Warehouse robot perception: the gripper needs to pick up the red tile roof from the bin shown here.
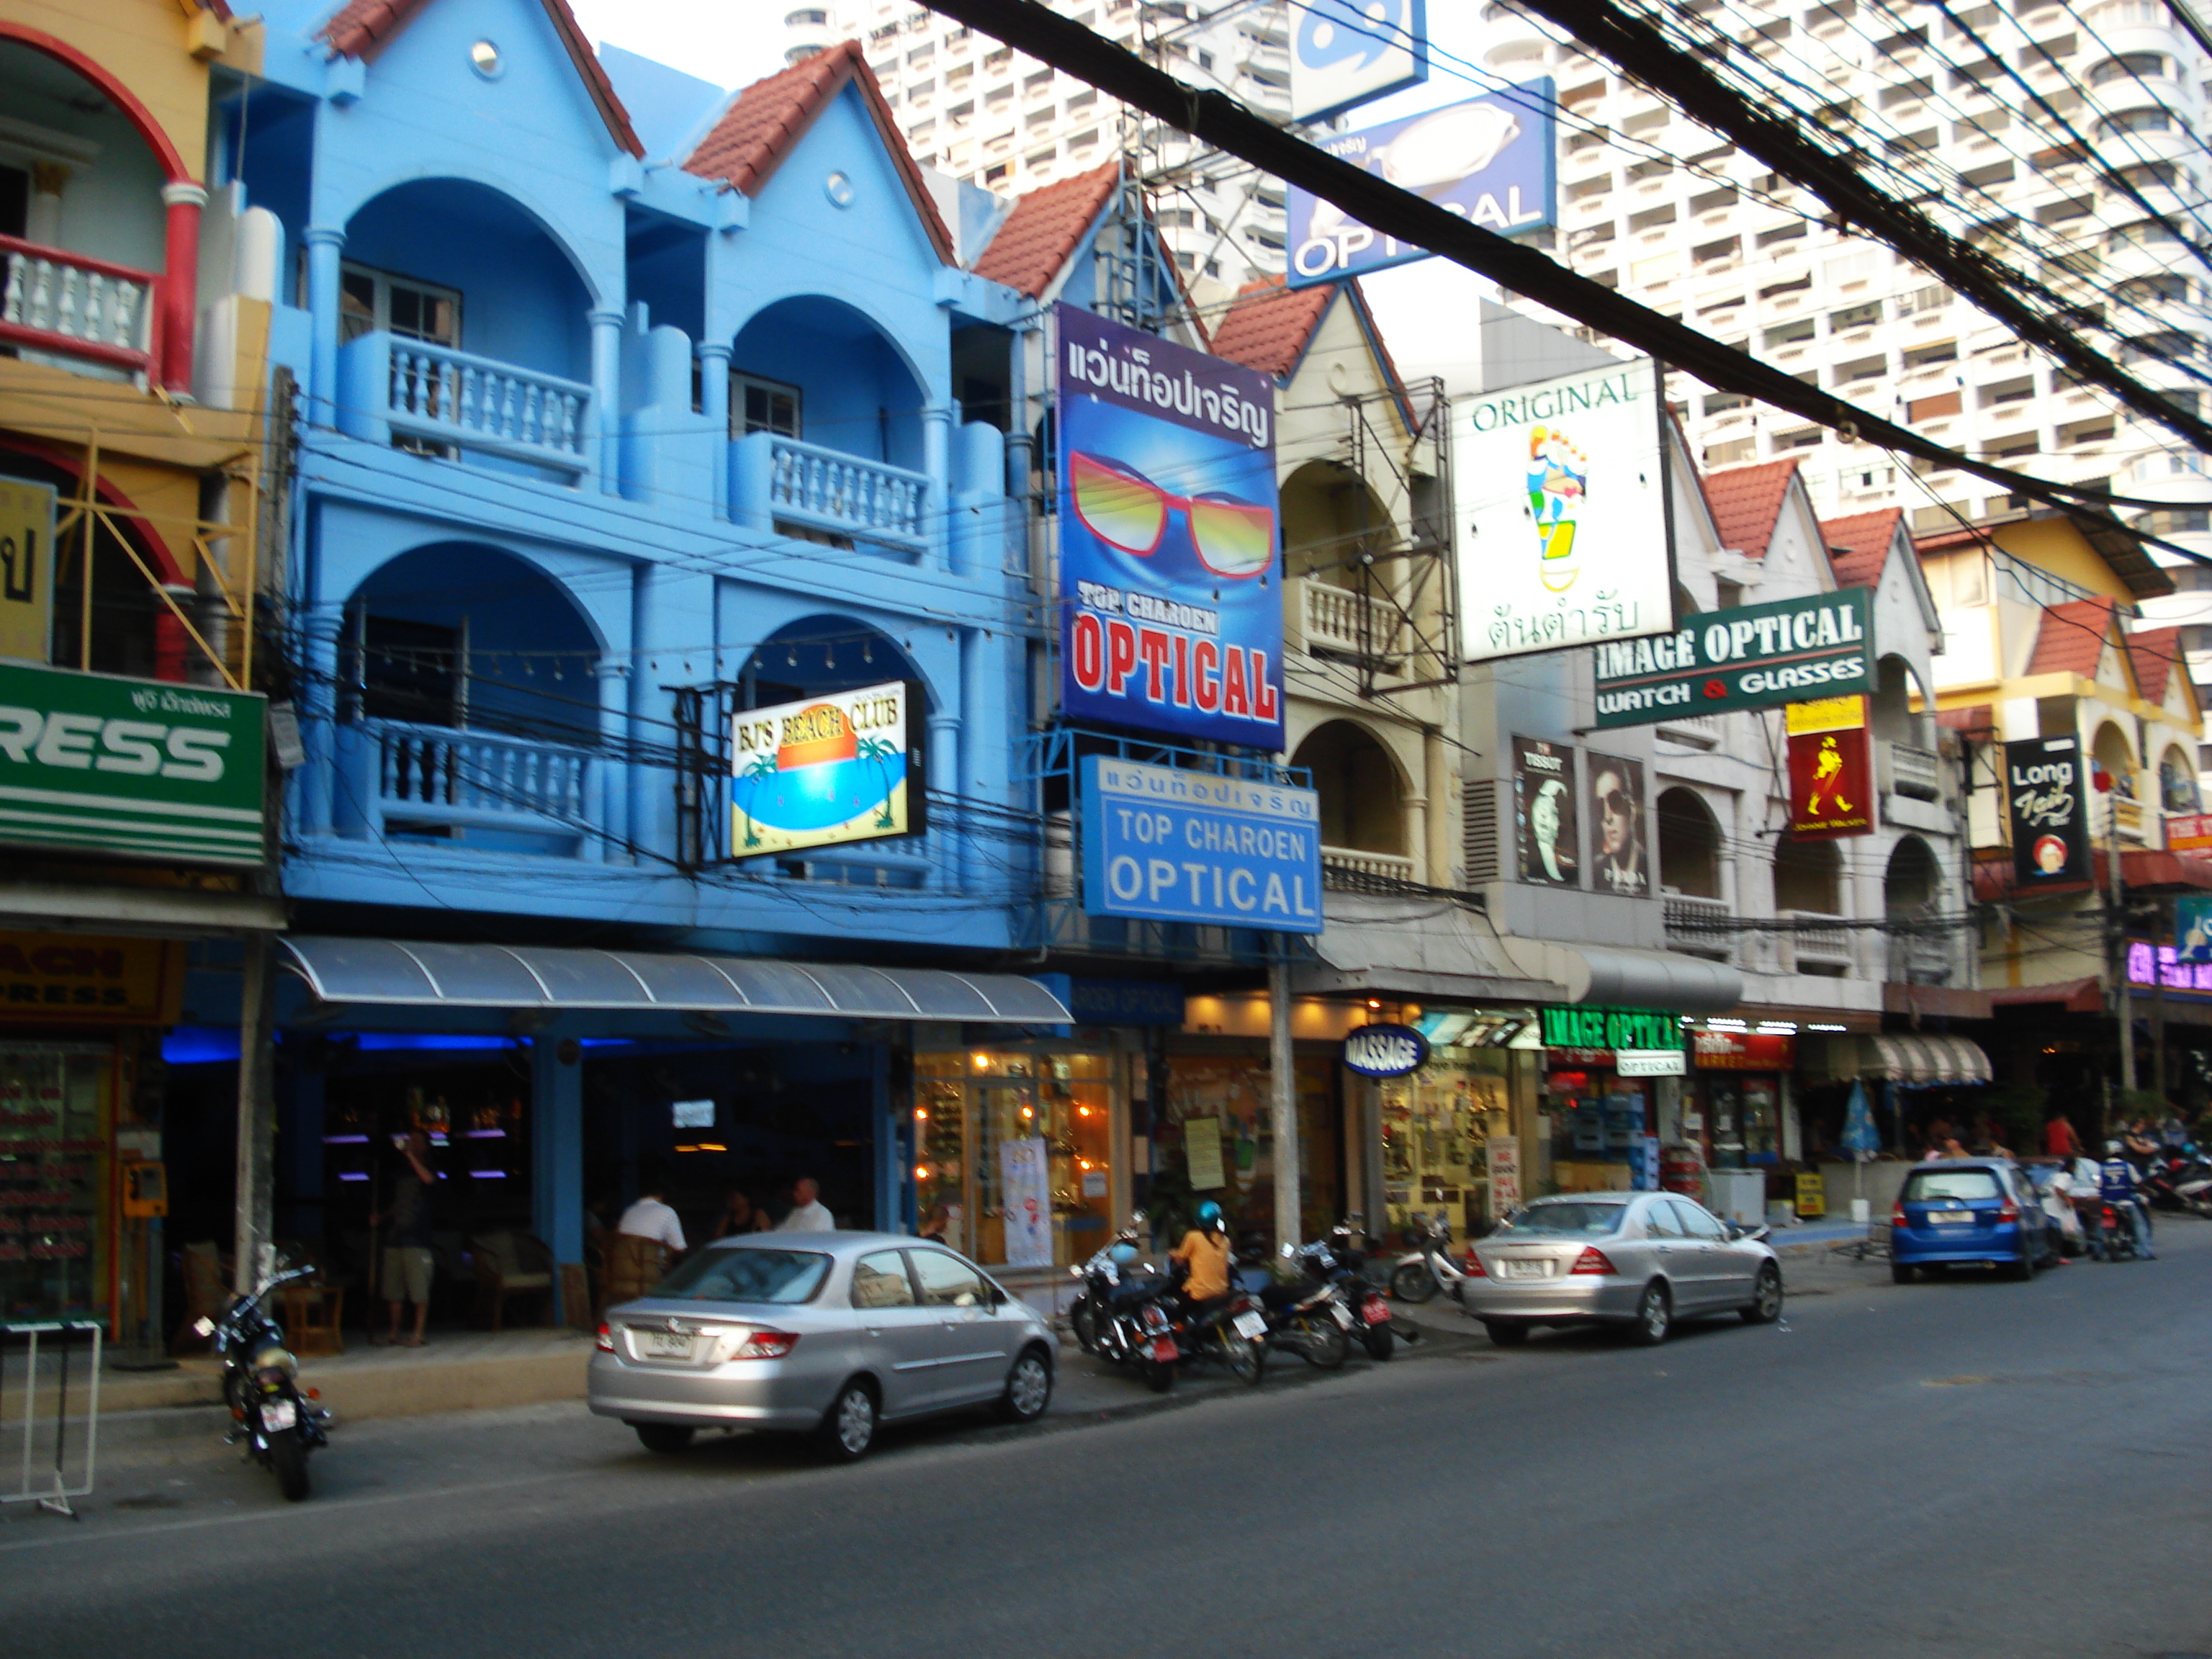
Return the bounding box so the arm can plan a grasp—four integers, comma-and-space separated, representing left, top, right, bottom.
1821, 508, 1902, 590
2128, 625, 2188, 706
1912, 526, 1988, 555
1933, 703, 1992, 733
971, 161, 1120, 297
319, 0, 643, 157
683, 41, 952, 263
1701, 456, 1802, 560
2026, 596, 2122, 678
1209, 276, 1336, 379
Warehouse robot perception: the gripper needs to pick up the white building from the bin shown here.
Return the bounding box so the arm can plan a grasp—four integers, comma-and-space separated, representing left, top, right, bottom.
800, 0, 1294, 297
1475, 0, 2212, 733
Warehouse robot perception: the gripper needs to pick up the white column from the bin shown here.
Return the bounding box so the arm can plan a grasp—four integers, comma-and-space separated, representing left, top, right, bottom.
590, 308, 624, 495
1269, 958, 1299, 1254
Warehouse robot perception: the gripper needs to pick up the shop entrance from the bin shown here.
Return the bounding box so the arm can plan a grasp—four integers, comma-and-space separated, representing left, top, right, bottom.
914, 1048, 1115, 1270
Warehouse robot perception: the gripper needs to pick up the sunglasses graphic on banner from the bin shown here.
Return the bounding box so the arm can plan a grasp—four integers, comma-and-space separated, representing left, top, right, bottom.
1069, 452, 1277, 581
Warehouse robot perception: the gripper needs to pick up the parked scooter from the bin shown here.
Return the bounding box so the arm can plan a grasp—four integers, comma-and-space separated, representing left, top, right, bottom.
1252, 1249, 1356, 1370
1298, 1218, 1418, 1359
1388, 1212, 1479, 1306
1068, 1218, 1182, 1393
2138, 1148, 2212, 1218
193, 1263, 331, 1501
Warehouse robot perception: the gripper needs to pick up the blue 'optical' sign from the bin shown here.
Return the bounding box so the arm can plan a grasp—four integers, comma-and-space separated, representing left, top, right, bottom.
1081, 756, 1321, 935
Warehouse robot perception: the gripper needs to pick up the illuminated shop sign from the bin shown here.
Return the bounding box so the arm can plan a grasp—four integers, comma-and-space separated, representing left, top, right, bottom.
729, 679, 924, 857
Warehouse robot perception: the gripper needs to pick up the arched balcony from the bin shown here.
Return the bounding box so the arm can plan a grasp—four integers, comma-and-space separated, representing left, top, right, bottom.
1774, 834, 1852, 975
0, 446, 190, 680
1283, 459, 1404, 662
2091, 719, 2145, 841
1291, 719, 1413, 886
1884, 834, 1951, 983
0, 30, 199, 389
2159, 742, 2202, 815
331, 180, 601, 485
331, 544, 610, 858
1871, 652, 1942, 801
1657, 786, 1730, 960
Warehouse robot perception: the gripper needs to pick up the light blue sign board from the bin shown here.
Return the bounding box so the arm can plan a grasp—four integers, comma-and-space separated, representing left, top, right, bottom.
1080, 755, 1322, 935
1291, 0, 1429, 123
1287, 81, 1557, 288
2179, 894, 2212, 963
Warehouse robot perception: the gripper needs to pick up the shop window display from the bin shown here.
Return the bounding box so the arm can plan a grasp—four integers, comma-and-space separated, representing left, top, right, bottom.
1154, 1055, 1336, 1245
1542, 1065, 1651, 1192
1380, 1053, 1509, 1237
913, 1050, 1113, 1268
0, 1043, 113, 1320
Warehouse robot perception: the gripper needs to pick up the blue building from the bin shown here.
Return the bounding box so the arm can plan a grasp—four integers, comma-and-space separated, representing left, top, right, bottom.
185, 1, 1089, 1311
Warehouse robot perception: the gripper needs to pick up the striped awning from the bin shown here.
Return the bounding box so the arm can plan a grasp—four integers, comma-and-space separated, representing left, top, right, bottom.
1860, 1033, 1992, 1085
278, 937, 1071, 1024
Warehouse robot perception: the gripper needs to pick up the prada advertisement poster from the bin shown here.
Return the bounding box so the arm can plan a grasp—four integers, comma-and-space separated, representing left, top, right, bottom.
1586, 751, 1648, 897
1513, 736, 1578, 886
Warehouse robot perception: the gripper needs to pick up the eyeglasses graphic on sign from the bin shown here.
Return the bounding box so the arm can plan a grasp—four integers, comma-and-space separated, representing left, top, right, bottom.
1068, 452, 1275, 580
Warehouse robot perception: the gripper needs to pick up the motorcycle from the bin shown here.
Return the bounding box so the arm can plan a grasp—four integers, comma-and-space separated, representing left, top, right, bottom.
2090, 1200, 2149, 1262
2139, 1151, 2212, 1218
1388, 1213, 1479, 1307
1067, 1220, 1182, 1393
192, 1263, 331, 1501
1164, 1275, 1269, 1387
1298, 1219, 1416, 1360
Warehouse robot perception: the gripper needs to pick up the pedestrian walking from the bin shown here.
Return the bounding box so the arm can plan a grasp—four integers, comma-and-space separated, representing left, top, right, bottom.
2044, 1111, 2083, 1161
375, 1128, 439, 1347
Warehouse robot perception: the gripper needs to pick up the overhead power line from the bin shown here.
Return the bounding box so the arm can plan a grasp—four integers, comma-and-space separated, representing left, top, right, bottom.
915, 0, 2203, 541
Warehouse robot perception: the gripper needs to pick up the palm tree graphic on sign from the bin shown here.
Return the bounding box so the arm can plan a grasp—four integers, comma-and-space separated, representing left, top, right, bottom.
854, 735, 899, 827
735, 752, 780, 848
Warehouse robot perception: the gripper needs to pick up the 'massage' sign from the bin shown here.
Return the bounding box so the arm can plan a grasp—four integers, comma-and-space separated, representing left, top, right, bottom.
1593, 588, 1873, 728
1343, 1022, 1429, 1077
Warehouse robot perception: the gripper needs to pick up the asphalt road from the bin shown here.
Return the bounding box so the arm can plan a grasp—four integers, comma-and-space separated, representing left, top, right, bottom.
9, 1229, 2212, 1659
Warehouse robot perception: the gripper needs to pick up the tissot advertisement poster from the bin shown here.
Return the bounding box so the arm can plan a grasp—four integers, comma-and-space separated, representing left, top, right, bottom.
1055, 305, 1283, 749
729, 679, 923, 858
1513, 736, 1578, 887
2005, 734, 2091, 886
1784, 696, 1874, 840
1457, 358, 1673, 665
1584, 752, 1648, 896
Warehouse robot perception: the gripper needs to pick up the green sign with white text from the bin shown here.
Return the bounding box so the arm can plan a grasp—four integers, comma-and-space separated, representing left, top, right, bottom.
0, 661, 266, 866
1539, 1004, 1686, 1052
1592, 587, 1873, 729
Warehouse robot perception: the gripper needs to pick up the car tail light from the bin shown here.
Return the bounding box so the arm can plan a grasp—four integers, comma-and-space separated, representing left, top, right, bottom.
1570, 1247, 1616, 1276
734, 1330, 799, 1359
1995, 1200, 2020, 1225
595, 1323, 616, 1354
1463, 1251, 1487, 1277
1892, 1204, 1909, 1230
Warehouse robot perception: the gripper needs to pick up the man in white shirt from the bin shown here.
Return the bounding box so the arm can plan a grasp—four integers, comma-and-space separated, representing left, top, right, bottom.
778, 1177, 834, 1233
616, 1181, 687, 1253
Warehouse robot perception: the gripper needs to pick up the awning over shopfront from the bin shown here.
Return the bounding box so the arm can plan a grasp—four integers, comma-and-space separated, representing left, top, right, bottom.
277, 938, 1073, 1024
1299, 895, 1563, 1003
1496, 938, 1743, 1016
1857, 1033, 1992, 1084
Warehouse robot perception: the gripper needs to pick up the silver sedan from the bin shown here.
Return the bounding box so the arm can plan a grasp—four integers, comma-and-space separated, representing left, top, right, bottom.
1457, 1192, 1782, 1347
588, 1232, 1057, 1461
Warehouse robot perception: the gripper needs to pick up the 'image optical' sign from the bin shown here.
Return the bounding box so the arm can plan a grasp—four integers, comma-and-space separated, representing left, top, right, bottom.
1592, 588, 1874, 729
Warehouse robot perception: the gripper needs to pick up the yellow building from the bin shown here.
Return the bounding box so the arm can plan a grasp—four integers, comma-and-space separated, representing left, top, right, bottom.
0, 0, 282, 1334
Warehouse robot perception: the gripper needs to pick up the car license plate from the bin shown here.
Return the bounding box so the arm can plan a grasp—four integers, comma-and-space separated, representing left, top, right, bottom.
1499, 1259, 1550, 1280
1231, 1310, 1267, 1340
261, 1398, 297, 1431
1930, 1210, 1971, 1226
638, 1329, 693, 1358
1362, 1296, 1390, 1325
1330, 1301, 1356, 1329
1151, 1336, 1178, 1362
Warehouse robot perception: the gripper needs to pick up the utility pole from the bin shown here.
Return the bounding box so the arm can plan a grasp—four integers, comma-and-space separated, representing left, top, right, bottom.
2107, 791, 2136, 1112
2153, 894, 2171, 1105
1268, 954, 1299, 1254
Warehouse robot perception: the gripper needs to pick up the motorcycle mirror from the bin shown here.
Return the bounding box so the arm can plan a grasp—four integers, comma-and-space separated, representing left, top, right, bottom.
1128, 1209, 1147, 1226
192, 1316, 215, 1338
1278, 1241, 1295, 1256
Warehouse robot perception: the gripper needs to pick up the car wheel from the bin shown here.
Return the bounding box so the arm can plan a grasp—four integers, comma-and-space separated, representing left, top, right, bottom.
1891, 1262, 1917, 1285
632, 1421, 695, 1456
1630, 1282, 1672, 1346
1484, 1321, 1530, 1347
817, 1380, 878, 1462
996, 1347, 1053, 1424
1742, 1262, 1784, 1324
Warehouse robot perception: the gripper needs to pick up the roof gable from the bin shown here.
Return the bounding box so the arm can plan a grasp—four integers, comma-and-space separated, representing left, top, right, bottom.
1821, 508, 1902, 590
1211, 276, 1336, 381
972, 161, 1120, 298
2028, 597, 2125, 680
319, 0, 643, 156
1702, 456, 1803, 560
683, 40, 953, 263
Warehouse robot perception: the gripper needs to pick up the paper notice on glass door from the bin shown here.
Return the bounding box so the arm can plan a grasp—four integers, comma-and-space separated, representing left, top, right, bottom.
1184, 1117, 1227, 1191
1488, 1136, 1521, 1215
999, 1137, 1053, 1267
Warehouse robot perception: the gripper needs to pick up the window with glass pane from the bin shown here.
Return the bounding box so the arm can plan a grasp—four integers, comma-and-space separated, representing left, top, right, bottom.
0, 1043, 112, 1321
732, 373, 802, 439
909, 1249, 986, 1306
850, 1249, 916, 1308
338, 263, 462, 347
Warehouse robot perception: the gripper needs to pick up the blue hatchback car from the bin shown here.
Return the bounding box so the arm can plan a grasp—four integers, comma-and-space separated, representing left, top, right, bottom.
1890, 1159, 2055, 1283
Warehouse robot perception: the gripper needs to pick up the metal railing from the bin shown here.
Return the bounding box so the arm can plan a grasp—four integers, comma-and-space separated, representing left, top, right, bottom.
0, 234, 156, 376
1321, 845, 1417, 884
338, 332, 592, 475
343, 717, 603, 857
735, 432, 930, 552
1663, 892, 1735, 961
1300, 578, 1403, 659
1, 1319, 101, 1519
1781, 909, 1855, 968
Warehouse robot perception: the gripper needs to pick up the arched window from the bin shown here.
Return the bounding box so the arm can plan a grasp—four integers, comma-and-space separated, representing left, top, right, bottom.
1773, 833, 1841, 914
1656, 786, 1722, 899
1884, 835, 1939, 918
1290, 721, 1406, 857
2160, 744, 2202, 813
2091, 721, 2139, 800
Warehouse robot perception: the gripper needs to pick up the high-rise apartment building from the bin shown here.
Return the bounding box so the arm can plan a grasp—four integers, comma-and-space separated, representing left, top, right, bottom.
1477, 0, 2212, 689
794, 1, 1294, 292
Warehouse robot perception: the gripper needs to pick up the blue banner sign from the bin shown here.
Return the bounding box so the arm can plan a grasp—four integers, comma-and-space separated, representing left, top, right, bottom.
1288, 82, 1557, 288
1056, 305, 1283, 749
1290, 0, 1429, 123
1081, 756, 1321, 934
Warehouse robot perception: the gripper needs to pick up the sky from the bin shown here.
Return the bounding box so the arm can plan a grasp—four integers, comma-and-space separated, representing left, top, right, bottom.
559, 1, 1521, 387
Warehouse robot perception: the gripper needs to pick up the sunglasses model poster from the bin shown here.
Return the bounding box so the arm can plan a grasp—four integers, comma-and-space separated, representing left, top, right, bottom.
1055, 304, 1283, 749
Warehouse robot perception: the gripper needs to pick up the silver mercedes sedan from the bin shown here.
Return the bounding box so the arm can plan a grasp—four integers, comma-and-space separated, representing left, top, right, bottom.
588, 1232, 1057, 1462
1457, 1192, 1782, 1347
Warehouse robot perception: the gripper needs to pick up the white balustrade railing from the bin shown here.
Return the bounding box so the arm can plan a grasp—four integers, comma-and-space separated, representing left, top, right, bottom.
1883, 740, 1943, 801
1656, 712, 1725, 748
356, 718, 599, 857
0, 234, 156, 375
761, 435, 929, 550
1781, 909, 1854, 966
1301, 579, 1403, 658
1321, 845, 1417, 884
338, 332, 592, 475
1663, 893, 1734, 960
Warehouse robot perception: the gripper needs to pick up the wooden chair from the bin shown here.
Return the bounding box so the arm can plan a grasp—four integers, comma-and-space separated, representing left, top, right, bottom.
598, 1233, 669, 1320
472, 1231, 557, 1332
279, 1279, 346, 1357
